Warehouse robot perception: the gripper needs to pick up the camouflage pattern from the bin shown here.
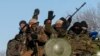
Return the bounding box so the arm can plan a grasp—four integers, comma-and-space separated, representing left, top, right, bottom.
30, 26, 48, 56
6, 38, 21, 56
6, 34, 32, 56
37, 26, 48, 56
68, 34, 97, 56
30, 26, 48, 42
37, 22, 99, 56
45, 22, 68, 39
7, 17, 100, 56
37, 26, 48, 43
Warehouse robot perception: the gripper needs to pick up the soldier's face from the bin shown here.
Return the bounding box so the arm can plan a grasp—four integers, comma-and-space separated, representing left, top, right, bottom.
20, 23, 26, 29
29, 22, 37, 27
47, 20, 51, 24
22, 26, 27, 32
82, 27, 87, 30
55, 23, 62, 31
74, 26, 79, 29
55, 23, 62, 28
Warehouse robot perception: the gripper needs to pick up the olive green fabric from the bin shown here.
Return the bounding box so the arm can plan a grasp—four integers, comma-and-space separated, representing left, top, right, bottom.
68, 34, 97, 56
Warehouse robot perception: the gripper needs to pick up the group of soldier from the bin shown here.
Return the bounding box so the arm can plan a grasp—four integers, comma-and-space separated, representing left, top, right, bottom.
6, 9, 99, 56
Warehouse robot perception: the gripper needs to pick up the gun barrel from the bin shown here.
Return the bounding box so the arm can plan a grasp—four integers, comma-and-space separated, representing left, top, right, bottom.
71, 2, 86, 17
78, 2, 86, 11
81, 2, 86, 7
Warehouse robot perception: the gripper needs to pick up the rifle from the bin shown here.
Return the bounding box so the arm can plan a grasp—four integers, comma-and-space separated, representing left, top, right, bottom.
67, 2, 86, 18
64, 2, 86, 29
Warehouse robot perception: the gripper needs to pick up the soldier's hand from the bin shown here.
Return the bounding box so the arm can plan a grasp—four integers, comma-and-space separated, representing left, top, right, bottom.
68, 15, 72, 23
34, 8, 40, 16
32, 8, 40, 19
48, 11, 55, 20
44, 19, 52, 25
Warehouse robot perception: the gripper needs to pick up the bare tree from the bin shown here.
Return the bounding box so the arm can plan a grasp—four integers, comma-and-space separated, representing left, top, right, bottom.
96, 3, 100, 29
76, 8, 99, 31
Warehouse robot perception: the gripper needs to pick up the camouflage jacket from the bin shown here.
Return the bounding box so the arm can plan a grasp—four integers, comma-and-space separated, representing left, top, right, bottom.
30, 26, 48, 46
6, 38, 21, 56
45, 23, 69, 39
68, 34, 97, 55
6, 34, 28, 56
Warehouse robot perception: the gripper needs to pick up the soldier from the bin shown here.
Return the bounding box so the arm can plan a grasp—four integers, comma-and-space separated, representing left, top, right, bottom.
6, 36, 21, 56
28, 18, 48, 56
18, 20, 33, 56
6, 20, 33, 56
68, 22, 82, 35
80, 21, 88, 34
53, 17, 68, 38
19, 20, 28, 34
68, 34, 96, 56
68, 21, 97, 56
44, 11, 72, 38
44, 11, 55, 38
44, 11, 73, 56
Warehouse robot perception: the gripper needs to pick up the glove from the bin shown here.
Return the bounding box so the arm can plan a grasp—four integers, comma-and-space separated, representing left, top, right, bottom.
32, 8, 40, 19
34, 8, 40, 16
44, 19, 51, 24
48, 11, 55, 20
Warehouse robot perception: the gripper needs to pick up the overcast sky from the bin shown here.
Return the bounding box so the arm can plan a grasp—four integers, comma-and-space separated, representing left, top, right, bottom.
0, 0, 100, 52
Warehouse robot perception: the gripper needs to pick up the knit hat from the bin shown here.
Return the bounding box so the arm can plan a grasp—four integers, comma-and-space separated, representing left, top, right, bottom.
19, 20, 27, 26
